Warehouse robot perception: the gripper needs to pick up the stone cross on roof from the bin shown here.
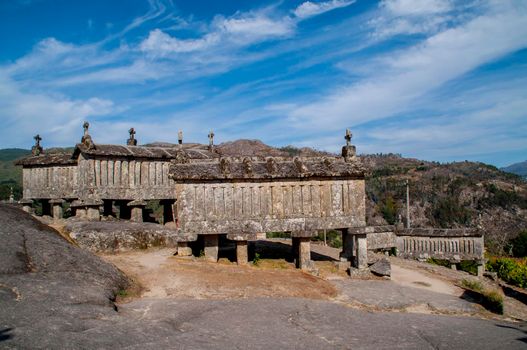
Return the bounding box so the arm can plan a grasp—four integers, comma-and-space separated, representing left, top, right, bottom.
34, 134, 42, 146
345, 128, 352, 146
208, 130, 215, 147
31, 134, 43, 156
178, 130, 183, 145
127, 128, 137, 146
81, 121, 96, 149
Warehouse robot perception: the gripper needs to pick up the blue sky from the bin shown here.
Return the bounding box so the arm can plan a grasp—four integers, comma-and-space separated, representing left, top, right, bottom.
0, 0, 526, 167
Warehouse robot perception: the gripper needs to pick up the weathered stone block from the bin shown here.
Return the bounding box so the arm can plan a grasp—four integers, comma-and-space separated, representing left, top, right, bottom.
177, 242, 192, 257
236, 241, 248, 265
355, 233, 368, 269
370, 258, 391, 277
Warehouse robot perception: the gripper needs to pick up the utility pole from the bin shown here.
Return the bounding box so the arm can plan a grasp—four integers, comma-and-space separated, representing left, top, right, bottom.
406, 179, 410, 228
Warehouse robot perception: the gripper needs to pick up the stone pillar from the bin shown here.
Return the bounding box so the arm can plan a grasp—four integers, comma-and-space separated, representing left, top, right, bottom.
85, 199, 103, 221
450, 263, 457, 271
297, 237, 312, 270
70, 200, 84, 218
127, 200, 146, 222
103, 200, 113, 217
160, 199, 174, 224
204, 234, 219, 262
236, 241, 248, 265
355, 233, 368, 269
49, 199, 64, 221
19, 199, 33, 214
477, 261, 485, 277
177, 242, 193, 257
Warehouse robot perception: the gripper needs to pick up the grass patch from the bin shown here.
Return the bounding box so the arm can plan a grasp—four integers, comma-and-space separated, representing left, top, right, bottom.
461, 279, 504, 314
426, 258, 450, 268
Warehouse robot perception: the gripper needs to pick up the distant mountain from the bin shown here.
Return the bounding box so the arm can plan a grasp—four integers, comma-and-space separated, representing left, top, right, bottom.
502, 160, 527, 178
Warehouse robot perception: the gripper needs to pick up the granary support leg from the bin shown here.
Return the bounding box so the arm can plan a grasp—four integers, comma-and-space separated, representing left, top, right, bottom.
128, 200, 146, 223
84, 199, 103, 221
477, 260, 485, 277
297, 238, 312, 270
236, 241, 248, 265
204, 234, 219, 262
49, 199, 64, 221
355, 233, 368, 269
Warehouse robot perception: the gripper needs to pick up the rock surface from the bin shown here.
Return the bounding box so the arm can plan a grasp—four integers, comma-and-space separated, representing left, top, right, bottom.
369, 258, 391, 277
63, 219, 182, 252
0, 204, 129, 347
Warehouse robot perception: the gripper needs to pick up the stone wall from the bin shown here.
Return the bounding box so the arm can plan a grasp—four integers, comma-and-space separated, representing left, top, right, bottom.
175, 179, 366, 236
77, 155, 177, 200
22, 165, 78, 199
396, 234, 484, 262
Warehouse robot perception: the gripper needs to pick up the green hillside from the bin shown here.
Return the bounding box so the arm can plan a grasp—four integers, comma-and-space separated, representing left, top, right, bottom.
0, 148, 31, 200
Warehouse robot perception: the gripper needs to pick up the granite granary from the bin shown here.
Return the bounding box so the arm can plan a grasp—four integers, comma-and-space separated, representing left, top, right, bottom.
15, 123, 484, 273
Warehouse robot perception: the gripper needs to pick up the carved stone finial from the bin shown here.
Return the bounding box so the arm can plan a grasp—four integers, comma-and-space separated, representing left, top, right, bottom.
81, 121, 96, 150
219, 157, 231, 174
31, 134, 43, 156
266, 157, 278, 174
243, 157, 253, 175
127, 127, 137, 146
174, 150, 189, 164
208, 130, 215, 150
323, 157, 333, 168
178, 130, 183, 145
294, 157, 308, 173
342, 128, 356, 162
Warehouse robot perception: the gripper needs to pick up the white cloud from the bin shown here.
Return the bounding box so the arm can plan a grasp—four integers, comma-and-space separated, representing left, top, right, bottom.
140, 11, 295, 56
288, 1, 527, 133
380, 0, 453, 16
293, 0, 355, 20
0, 74, 118, 147
140, 29, 219, 54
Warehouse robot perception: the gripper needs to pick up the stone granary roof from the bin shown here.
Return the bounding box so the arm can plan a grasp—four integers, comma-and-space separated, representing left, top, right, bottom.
169, 156, 365, 181
14, 152, 77, 167
72, 143, 216, 160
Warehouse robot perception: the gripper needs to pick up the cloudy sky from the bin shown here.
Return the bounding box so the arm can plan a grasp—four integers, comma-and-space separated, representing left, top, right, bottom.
0, 0, 526, 167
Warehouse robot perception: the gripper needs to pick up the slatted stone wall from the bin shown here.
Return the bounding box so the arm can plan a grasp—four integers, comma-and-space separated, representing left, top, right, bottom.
77, 155, 177, 199
175, 179, 366, 235
22, 166, 77, 199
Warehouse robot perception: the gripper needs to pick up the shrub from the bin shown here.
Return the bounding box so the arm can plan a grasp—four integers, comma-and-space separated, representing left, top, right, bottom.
252, 253, 261, 266
432, 197, 472, 228
487, 257, 527, 288
379, 195, 398, 225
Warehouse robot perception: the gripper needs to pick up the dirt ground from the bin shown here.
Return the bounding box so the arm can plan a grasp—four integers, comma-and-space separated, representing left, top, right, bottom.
100, 239, 527, 321
101, 248, 338, 300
